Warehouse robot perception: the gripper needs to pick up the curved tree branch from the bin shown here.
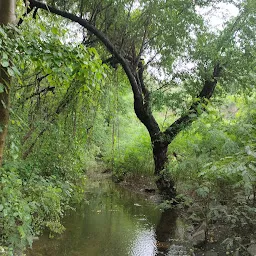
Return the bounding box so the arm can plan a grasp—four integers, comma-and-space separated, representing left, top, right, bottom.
27, 0, 161, 139
164, 64, 222, 143
28, 0, 142, 103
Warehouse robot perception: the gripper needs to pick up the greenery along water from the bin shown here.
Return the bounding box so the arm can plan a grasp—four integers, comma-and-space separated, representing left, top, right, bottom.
26, 180, 187, 256
1, 1, 255, 255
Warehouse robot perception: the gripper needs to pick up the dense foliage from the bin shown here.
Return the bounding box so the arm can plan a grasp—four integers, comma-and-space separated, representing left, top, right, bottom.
0, 17, 107, 254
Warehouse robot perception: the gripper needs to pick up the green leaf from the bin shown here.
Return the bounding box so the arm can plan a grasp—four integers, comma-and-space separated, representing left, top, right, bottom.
1, 60, 9, 67
0, 83, 4, 93
189, 113, 197, 118
2, 53, 8, 60
51, 27, 59, 35
7, 67, 14, 77
11, 65, 20, 76
95, 72, 102, 80
18, 226, 26, 238
39, 23, 46, 31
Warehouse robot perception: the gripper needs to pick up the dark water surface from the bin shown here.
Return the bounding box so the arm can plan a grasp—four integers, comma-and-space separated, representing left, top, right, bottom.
26, 180, 189, 256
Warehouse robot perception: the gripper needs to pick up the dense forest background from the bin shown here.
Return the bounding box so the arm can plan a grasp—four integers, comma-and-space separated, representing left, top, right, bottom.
0, 0, 255, 255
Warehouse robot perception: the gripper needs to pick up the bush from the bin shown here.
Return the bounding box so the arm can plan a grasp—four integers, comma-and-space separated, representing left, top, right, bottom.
167, 97, 256, 230
0, 160, 85, 254
110, 132, 154, 180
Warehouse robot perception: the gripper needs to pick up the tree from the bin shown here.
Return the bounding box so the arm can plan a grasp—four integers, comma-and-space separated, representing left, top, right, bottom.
5, 0, 256, 197
0, 0, 16, 167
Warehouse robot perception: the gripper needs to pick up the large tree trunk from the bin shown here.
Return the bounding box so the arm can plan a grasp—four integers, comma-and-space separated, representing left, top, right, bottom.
0, 0, 16, 167
0, 69, 10, 166
153, 137, 176, 198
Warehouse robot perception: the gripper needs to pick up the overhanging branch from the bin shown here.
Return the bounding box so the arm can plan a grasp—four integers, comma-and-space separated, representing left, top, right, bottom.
26, 0, 162, 139
27, 0, 142, 104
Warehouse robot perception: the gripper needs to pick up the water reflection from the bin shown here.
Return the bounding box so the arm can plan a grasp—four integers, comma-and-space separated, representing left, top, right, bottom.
156, 209, 177, 255
130, 227, 156, 256
26, 181, 183, 256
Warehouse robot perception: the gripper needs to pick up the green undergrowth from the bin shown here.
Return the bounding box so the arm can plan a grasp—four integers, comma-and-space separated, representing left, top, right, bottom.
99, 91, 155, 180
0, 161, 86, 255
110, 131, 154, 181
0, 111, 100, 255
165, 97, 256, 246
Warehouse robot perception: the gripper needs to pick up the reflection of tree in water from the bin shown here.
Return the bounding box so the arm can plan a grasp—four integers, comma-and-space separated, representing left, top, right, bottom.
155, 209, 177, 255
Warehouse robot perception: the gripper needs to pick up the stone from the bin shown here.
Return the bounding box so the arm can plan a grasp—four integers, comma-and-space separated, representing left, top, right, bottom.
167, 244, 190, 256
205, 251, 218, 256
191, 221, 207, 246
144, 188, 156, 193
191, 229, 206, 246
234, 250, 240, 256
247, 244, 256, 256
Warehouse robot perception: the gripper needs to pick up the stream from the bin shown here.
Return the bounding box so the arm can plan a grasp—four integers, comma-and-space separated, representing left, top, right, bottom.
25, 179, 197, 256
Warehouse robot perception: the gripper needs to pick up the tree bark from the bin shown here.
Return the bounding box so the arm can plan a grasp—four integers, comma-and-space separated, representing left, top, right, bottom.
0, 69, 10, 166
0, 0, 16, 167
0, 0, 16, 24
153, 136, 176, 198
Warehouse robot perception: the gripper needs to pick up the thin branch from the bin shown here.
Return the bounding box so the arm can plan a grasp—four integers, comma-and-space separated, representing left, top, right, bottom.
135, 26, 148, 68
145, 45, 164, 67
25, 86, 55, 101
18, 1, 36, 26
22, 83, 76, 159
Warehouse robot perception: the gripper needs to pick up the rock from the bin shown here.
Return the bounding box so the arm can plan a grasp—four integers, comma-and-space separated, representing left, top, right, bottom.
205, 251, 218, 256
149, 194, 162, 204
191, 229, 206, 246
186, 225, 195, 235
167, 244, 190, 256
191, 221, 207, 247
144, 188, 156, 193
197, 221, 207, 232
247, 244, 256, 256
234, 250, 240, 256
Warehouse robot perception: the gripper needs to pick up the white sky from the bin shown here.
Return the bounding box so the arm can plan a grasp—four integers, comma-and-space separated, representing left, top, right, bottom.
196, 2, 239, 31
150, 2, 240, 80
64, 2, 239, 44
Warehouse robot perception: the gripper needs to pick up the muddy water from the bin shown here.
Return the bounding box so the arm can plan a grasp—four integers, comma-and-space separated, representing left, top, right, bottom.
26, 180, 190, 256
